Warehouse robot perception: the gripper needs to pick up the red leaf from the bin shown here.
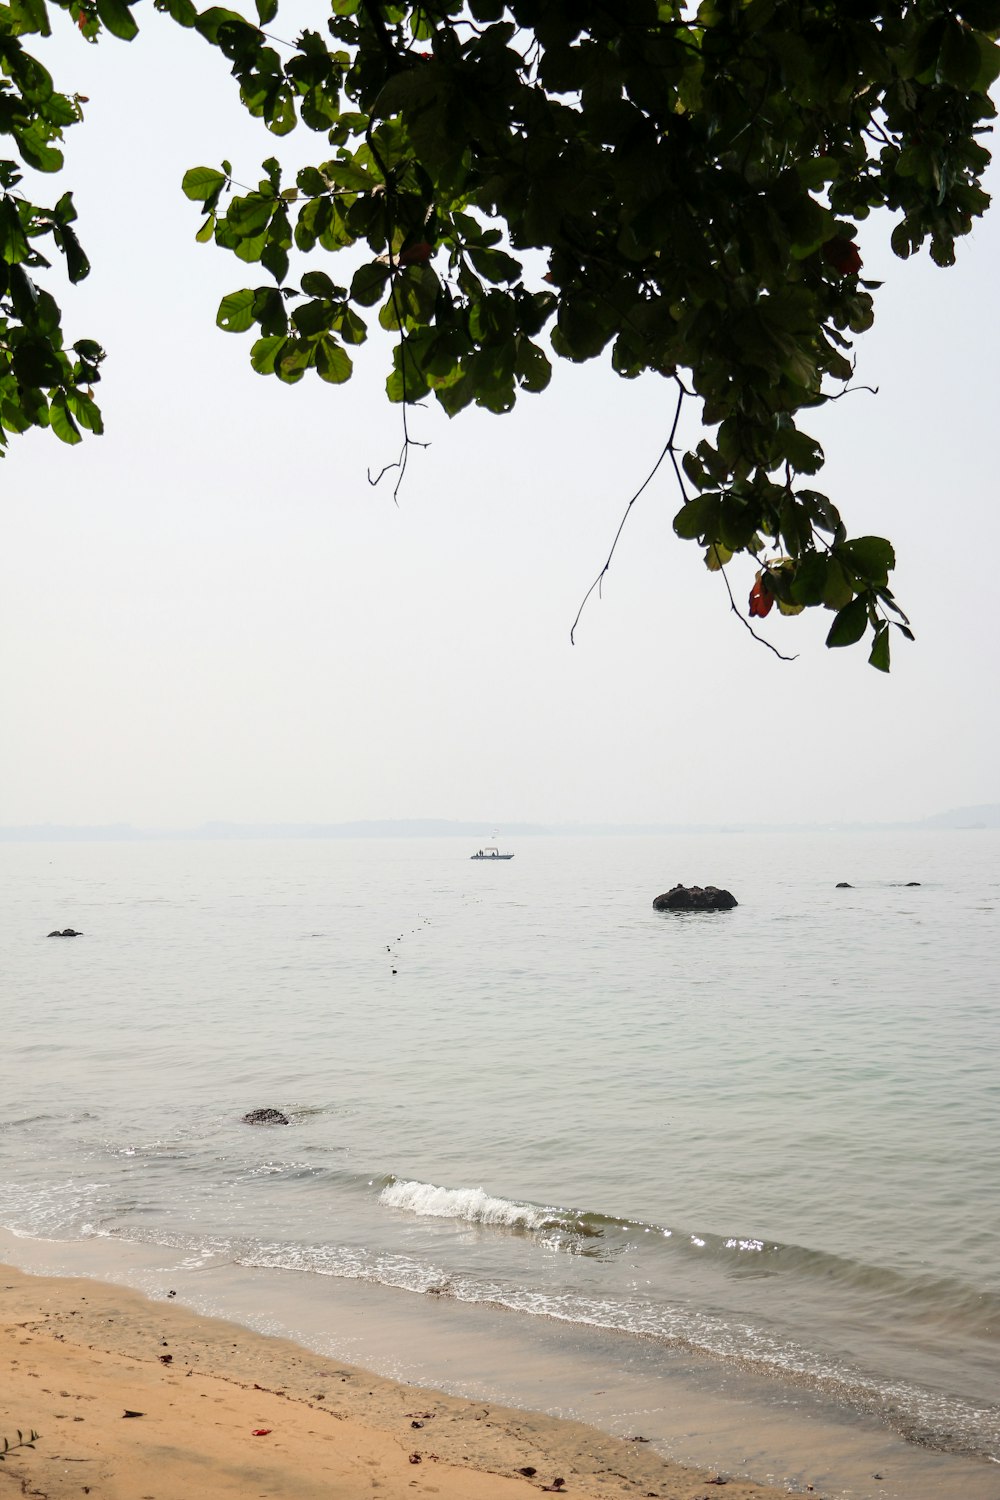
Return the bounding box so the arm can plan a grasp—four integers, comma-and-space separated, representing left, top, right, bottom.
748, 576, 774, 618
398, 241, 432, 266
823, 238, 862, 275
252, 1429, 272, 1436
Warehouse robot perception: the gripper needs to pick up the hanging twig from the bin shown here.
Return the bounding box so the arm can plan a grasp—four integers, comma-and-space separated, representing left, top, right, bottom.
569, 381, 686, 644
570, 370, 799, 661
716, 561, 798, 662
364, 121, 430, 504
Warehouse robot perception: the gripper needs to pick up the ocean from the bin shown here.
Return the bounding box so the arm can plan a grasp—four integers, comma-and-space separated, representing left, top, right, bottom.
2, 831, 998, 1497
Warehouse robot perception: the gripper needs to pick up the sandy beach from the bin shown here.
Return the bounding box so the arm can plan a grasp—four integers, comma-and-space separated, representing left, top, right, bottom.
0, 1263, 786, 1500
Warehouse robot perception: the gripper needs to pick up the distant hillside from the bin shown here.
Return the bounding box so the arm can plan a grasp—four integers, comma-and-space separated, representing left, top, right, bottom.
1, 808, 997, 839
0, 819, 551, 841
914, 805, 1000, 829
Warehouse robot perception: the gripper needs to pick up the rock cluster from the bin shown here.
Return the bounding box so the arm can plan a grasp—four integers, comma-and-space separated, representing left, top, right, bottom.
653, 885, 737, 911
242, 1108, 290, 1126
47, 928, 82, 937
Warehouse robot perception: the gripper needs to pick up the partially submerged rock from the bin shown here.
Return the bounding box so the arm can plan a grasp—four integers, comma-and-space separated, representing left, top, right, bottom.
653, 885, 737, 912
47, 928, 82, 937
242, 1108, 289, 1126
835, 882, 853, 889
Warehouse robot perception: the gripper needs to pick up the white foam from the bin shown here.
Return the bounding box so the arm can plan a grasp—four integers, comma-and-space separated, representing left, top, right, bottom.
379, 1178, 552, 1231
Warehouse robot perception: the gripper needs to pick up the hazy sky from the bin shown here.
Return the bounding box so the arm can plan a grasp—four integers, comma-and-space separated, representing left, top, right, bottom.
1, 15, 997, 829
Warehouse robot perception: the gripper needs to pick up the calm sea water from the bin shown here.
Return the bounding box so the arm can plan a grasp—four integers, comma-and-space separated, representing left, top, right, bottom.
2, 833, 998, 1489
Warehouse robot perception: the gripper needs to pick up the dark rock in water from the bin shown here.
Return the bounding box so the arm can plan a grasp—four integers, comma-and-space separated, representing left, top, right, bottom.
242, 1108, 289, 1126
653, 885, 737, 912
48, 928, 82, 936
835, 882, 853, 889
906, 881, 921, 887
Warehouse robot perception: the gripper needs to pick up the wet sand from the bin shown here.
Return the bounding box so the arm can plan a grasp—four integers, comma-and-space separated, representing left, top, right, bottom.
1, 1262, 783, 1500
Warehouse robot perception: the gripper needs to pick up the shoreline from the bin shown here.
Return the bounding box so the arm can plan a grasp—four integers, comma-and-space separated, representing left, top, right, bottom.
0, 1259, 781, 1500
2, 1235, 999, 1500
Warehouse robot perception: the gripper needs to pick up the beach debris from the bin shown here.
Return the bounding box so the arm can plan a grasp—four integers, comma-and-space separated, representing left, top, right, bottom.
409, 1452, 422, 1464
541, 1481, 566, 1493
122, 1410, 144, 1419
0, 1429, 40, 1460
252, 1428, 272, 1436
652, 885, 737, 912
167, 1290, 176, 1298
706, 1480, 729, 1487
404, 1412, 434, 1419
158, 1354, 172, 1364
242, 1108, 290, 1125
411, 1420, 424, 1428
626, 1435, 649, 1442
517, 1467, 537, 1477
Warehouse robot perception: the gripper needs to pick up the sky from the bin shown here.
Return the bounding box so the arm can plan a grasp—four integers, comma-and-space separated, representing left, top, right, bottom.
1, 13, 997, 830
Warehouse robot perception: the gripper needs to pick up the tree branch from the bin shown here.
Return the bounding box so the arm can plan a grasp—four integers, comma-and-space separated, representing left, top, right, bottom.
569, 381, 686, 644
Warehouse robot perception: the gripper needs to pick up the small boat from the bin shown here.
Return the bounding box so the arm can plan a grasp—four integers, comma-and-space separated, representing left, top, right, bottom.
470, 846, 514, 860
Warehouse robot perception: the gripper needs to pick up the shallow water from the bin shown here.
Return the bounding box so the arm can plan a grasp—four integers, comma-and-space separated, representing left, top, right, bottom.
2, 832, 998, 1492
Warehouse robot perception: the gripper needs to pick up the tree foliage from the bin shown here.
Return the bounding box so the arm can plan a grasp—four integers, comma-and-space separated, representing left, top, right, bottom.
4, 1, 999, 665
0, 5, 104, 450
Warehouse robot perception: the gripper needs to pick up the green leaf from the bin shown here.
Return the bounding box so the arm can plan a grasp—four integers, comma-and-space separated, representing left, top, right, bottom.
0, 199, 30, 264
292, 298, 333, 336
250, 334, 287, 374
301, 269, 338, 299
789, 553, 827, 606
868, 624, 891, 672
350, 261, 390, 306
315, 335, 353, 383
94, 0, 138, 40
216, 288, 256, 332
938, 20, 982, 90
252, 286, 287, 336
825, 595, 868, 648
226, 193, 274, 239
822, 559, 854, 610
514, 337, 551, 393
12, 338, 62, 387
157, 0, 198, 24
182, 166, 228, 202
704, 543, 732, 571
195, 6, 254, 43
16, 125, 62, 173
837, 535, 894, 586
66, 389, 103, 433
53, 192, 78, 226
58, 225, 90, 284
49, 392, 82, 445
467, 246, 522, 284
673, 493, 721, 541
72, 339, 103, 365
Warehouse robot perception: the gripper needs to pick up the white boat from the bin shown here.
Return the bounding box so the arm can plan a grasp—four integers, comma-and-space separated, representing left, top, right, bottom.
470, 846, 514, 860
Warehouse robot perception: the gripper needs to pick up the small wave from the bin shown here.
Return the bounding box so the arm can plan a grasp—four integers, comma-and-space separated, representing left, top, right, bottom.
378, 1178, 602, 1237
0, 1113, 58, 1131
